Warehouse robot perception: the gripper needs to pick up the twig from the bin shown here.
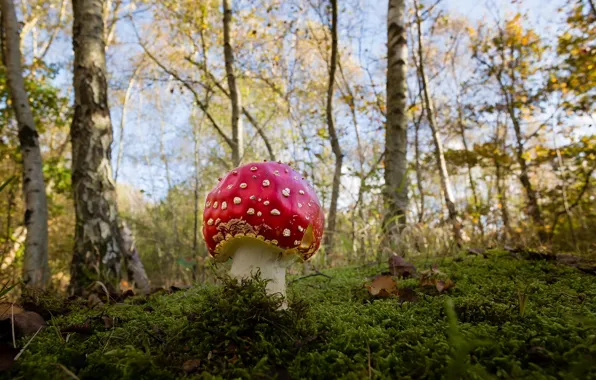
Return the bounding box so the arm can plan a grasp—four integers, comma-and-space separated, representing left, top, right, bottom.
14, 325, 43, 360
288, 271, 332, 285
54, 363, 81, 380
11, 304, 16, 348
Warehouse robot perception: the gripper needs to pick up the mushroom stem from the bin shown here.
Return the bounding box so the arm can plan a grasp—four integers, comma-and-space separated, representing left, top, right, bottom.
229, 239, 296, 300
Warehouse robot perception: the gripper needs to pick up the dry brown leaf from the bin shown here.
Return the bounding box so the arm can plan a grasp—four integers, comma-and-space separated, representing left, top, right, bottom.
0, 303, 24, 320
182, 359, 201, 374
388, 256, 416, 278
366, 275, 398, 297
435, 279, 456, 293
398, 287, 418, 303
0, 344, 18, 372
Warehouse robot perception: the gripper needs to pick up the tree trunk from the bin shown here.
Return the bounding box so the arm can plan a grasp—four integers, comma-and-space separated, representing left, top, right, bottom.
222, 0, 243, 166
115, 59, 142, 182
69, 0, 122, 295
383, 0, 409, 238
413, 107, 425, 223
322, 0, 343, 255
508, 108, 546, 241
1, 0, 49, 288
117, 221, 150, 294
414, 2, 464, 245
456, 103, 484, 239
494, 158, 511, 238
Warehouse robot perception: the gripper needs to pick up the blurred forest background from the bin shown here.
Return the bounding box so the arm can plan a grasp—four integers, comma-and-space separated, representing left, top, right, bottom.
1, 0, 594, 291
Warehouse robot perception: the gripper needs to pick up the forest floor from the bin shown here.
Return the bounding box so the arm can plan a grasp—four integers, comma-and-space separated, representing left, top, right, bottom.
1, 249, 596, 379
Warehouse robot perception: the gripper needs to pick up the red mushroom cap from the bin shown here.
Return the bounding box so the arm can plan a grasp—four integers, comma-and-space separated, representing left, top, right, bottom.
202, 162, 324, 261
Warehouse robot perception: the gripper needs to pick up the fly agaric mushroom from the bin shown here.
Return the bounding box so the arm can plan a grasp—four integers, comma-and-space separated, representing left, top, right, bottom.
202, 161, 324, 299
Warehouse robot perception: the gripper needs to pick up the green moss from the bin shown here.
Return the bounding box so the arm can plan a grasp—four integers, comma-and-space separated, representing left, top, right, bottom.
4, 251, 596, 379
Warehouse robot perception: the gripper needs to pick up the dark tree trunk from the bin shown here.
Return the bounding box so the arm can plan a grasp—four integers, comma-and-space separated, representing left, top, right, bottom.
323, 0, 343, 255
223, 0, 243, 166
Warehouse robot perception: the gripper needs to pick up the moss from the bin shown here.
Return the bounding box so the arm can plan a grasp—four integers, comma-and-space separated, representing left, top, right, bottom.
3, 251, 596, 379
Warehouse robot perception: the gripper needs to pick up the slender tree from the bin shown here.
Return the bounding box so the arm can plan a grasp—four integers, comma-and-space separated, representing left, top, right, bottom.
383, 0, 409, 238
322, 0, 343, 254
414, 1, 464, 244
1, 0, 49, 287
472, 16, 547, 241
69, 0, 122, 294
222, 0, 243, 166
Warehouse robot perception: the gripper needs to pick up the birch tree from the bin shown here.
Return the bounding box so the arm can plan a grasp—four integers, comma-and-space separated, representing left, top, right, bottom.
1, 0, 49, 287
69, 0, 122, 294
383, 0, 409, 238
414, 0, 464, 244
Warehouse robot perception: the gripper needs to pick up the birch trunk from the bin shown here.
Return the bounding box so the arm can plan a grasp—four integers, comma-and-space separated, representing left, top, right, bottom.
1, 0, 49, 288
69, 0, 122, 294
322, 0, 343, 255
223, 0, 243, 166
117, 221, 150, 294
383, 0, 408, 237
414, 2, 464, 245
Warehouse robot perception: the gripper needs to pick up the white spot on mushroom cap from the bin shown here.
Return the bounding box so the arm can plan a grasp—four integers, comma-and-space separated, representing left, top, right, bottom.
299, 190, 305, 195
227, 184, 233, 189
207, 218, 214, 225
262, 179, 270, 187
274, 170, 280, 176
257, 211, 262, 216
250, 195, 256, 200
221, 201, 228, 210
294, 240, 300, 245
271, 209, 281, 215
264, 200, 270, 206
215, 218, 221, 224
240, 183, 247, 189
213, 201, 219, 209
298, 226, 304, 232
206, 200, 211, 207
298, 203, 303, 208
282, 188, 290, 197
247, 208, 255, 215
250, 166, 257, 171
283, 229, 291, 237
233, 197, 241, 204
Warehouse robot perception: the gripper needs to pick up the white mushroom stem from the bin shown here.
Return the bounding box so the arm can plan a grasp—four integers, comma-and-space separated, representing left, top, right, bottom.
229, 239, 297, 300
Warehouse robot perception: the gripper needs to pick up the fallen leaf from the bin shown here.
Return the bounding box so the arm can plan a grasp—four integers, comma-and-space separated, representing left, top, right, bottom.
87, 294, 104, 308
467, 248, 487, 258
62, 323, 94, 336
0, 303, 24, 319
398, 287, 418, 303
0, 344, 18, 372
102, 316, 114, 329
388, 256, 416, 278
182, 359, 201, 374
435, 279, 455, 293
0, 311, 45, 338
366, 275, 398, 297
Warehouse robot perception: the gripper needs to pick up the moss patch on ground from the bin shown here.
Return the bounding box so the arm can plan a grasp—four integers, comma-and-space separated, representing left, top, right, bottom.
2, 250, 596, 379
